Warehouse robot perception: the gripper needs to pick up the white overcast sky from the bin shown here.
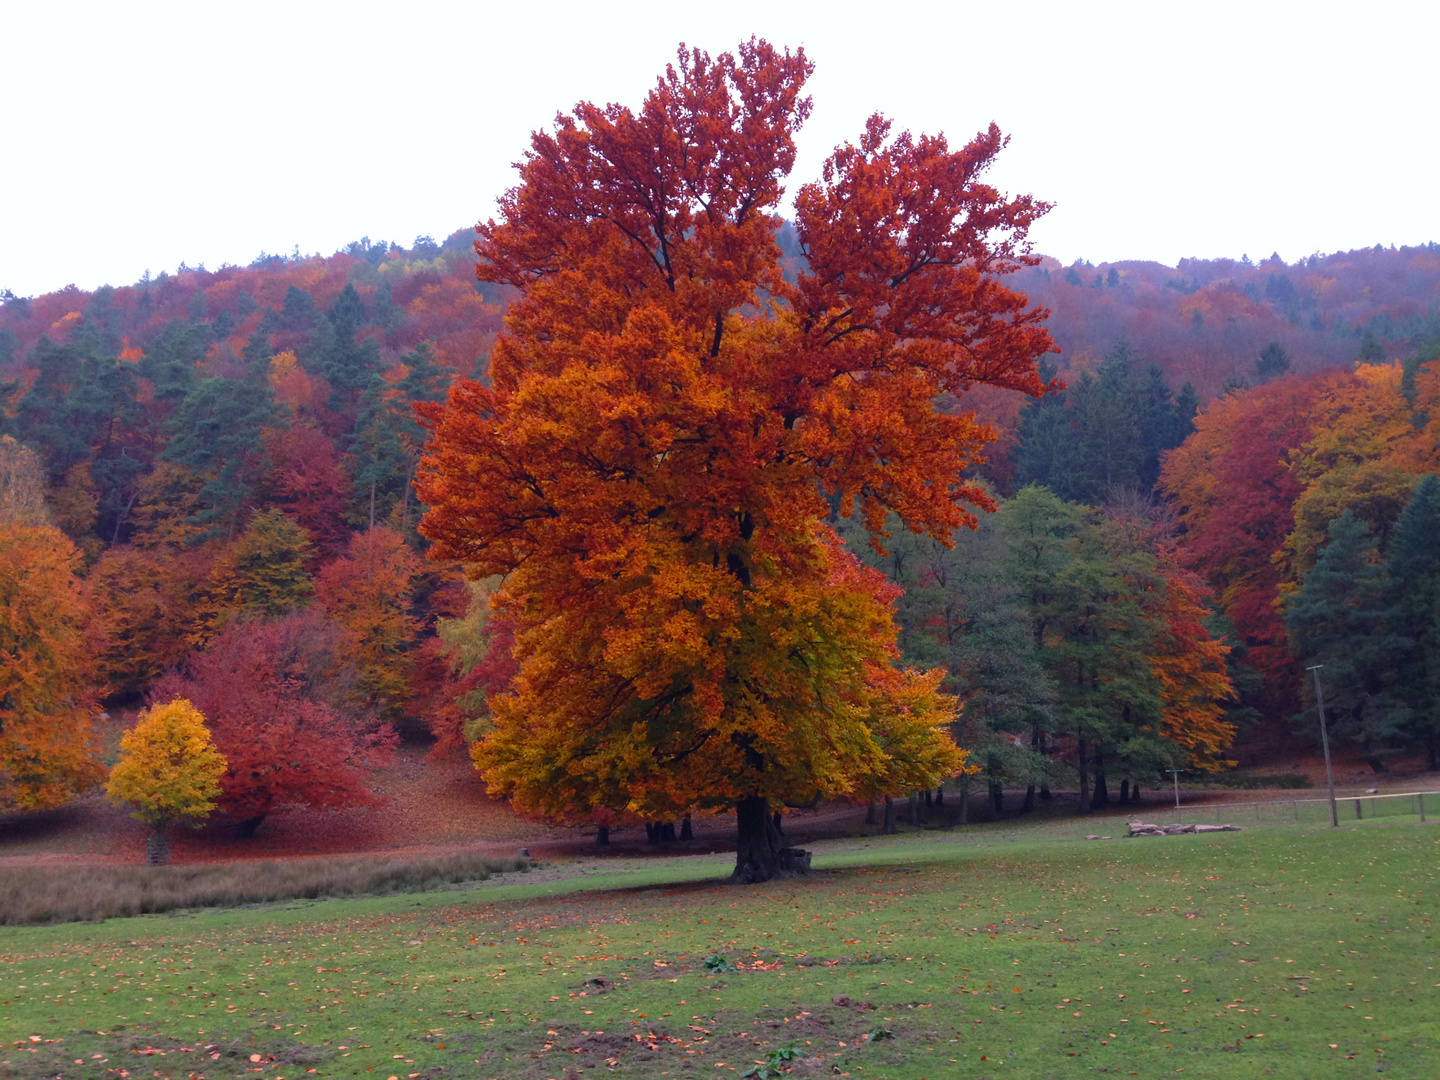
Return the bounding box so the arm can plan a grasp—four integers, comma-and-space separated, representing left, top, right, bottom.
2, 0, 1436, 297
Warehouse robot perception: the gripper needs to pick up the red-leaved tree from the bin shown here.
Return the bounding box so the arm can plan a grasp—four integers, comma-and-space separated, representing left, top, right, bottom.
153, 610, 396, 835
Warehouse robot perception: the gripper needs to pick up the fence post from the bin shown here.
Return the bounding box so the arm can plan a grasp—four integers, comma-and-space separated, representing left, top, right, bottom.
1420, 793, 1426, 823
1355, 798, 1362, 820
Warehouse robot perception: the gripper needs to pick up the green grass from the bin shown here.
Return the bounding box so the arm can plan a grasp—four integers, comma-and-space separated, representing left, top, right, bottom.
2, 824, 1437, 1079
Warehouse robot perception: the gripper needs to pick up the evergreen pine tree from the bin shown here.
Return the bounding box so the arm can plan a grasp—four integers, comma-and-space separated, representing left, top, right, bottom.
1285, 510, 1403, 770
162, 377, 280, 537
1383, 475, 1440, 766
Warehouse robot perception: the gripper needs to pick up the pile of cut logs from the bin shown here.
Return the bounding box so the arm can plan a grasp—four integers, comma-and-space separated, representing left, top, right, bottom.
1128, 821, 1242, 836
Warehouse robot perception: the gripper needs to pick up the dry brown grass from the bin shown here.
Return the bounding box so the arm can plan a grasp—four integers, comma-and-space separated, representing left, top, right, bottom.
0, 850, 530, 926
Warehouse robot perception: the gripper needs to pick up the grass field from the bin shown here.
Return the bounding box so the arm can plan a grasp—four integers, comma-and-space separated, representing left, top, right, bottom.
2, 822, 1436, 1080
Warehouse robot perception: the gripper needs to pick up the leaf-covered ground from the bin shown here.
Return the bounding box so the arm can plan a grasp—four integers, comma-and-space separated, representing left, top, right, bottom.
2, 825, 1436, 1079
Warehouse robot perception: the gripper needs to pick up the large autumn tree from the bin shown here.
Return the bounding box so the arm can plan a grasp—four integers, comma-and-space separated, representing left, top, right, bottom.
418, 40, 1053, 881
0, 523, 105, 810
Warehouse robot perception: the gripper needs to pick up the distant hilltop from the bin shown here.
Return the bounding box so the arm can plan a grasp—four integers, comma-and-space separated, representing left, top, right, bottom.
5, 229, 1437, 404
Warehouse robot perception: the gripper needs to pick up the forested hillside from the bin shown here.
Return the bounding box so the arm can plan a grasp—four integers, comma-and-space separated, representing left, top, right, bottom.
1, 220, 1437, 828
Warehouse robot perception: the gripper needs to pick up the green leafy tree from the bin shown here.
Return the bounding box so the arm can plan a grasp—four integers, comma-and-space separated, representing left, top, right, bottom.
196, 510, 314, 642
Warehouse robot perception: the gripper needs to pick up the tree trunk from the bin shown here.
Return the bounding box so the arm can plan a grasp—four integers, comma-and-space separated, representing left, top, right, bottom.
864, 801, 876, 825
236, 814, 267, 839
645, 823, 658, 844
923, 788, 933, 808
1076, 736, 1090, 814
679, 815, 693, 841
145, 830, 172, 866
1129, 781, 1142, 804
660, 822, 677, 842
596, 825, 610, 846
1119, 778, 1130, 803
882, 795, 897, 835
989, 778, 1004, 819
934, 785, 943, 807
908, 791, 921, 825
1023, 726, 1041, 813
732, 796, 810, 883
1091, 749, 1109, 809
958, 772, 970, 825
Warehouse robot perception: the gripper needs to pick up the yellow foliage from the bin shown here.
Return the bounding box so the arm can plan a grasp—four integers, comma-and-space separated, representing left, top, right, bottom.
0, 436, 50, 527
106, 699, 227, 832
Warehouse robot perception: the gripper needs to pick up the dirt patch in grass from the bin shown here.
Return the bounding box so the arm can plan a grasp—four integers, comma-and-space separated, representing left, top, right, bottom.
424, 1007, 911, 1078
0, 1026, 329, 1080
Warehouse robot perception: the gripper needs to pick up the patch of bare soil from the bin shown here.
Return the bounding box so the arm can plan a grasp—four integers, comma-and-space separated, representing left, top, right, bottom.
417, 1005, 925, 1078
0, 1025, 328, 1080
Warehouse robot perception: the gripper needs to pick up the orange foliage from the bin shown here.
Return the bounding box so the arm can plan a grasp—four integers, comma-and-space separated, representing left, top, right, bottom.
418, 41, 1049, 849
0, 525, 104, 810
1149, 558, 1235, 770
315, 527, 425, 718
88, 546, 208, 698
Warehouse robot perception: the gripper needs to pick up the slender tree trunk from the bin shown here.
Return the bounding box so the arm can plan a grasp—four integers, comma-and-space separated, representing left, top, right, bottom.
1129, 781, 1142, 804
989, 778, 1004, 819
1119, 778, 1130, 803
645, 823, 658, 844
864, 801, 876, 825
596, 826, 610, 846
909, 791, 921, 826
1076, 736, 1090, 814
923, 788, 933, 808
882, 796, 897, 835
1023, 725, 1041, 813
236, 814, 267, 839
145, 828, 172, 866
1091, 749, 1109, 809
934, 785, 943, 807
958, 772, 970, 825
660, 822, 676, 842
111, 489, 139, 546
679, 815, 693, 841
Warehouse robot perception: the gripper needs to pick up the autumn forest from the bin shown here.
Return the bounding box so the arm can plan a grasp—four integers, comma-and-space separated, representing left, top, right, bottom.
3, 42, 1439, 882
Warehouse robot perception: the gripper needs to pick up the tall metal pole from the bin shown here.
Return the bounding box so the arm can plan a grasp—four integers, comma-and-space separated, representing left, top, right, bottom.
1170, 769, 1182, 809
1308, 664, 1339, 828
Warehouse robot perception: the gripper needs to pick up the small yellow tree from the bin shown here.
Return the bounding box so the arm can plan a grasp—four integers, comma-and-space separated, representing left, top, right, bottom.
106, 699, 228, 864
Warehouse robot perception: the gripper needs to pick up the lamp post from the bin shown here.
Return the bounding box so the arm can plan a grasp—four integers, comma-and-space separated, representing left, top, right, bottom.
1168, 769, 1183, 811
1307, 664, 1339, 829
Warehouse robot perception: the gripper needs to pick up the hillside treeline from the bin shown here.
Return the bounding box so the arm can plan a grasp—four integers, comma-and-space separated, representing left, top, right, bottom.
1, 229, 1437, 826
